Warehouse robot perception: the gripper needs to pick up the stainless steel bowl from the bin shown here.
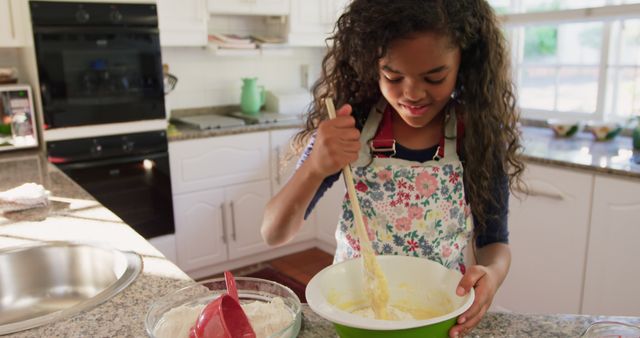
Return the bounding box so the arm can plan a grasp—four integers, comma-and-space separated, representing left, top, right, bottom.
0, 241, 143, 335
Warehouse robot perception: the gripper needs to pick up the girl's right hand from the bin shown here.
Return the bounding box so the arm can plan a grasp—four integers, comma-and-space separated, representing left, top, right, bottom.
306, 103, 361, 178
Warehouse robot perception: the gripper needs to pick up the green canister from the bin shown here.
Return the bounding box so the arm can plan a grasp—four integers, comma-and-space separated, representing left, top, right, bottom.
240, 77, 265, 116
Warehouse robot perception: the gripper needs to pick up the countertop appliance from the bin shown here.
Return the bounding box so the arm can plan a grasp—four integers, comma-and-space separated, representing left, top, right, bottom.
172, 114, 246, 130
0, 84, 39, 152
229, 111, 301, 124
47, 131, 174, 239
30, 1, 165, 129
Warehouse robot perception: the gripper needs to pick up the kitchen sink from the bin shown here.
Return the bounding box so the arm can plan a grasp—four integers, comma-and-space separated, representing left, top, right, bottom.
0, 242, 142, 335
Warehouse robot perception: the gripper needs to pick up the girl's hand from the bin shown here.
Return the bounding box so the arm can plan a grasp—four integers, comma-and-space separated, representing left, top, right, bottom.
306, 103, 360, 177
449, 265, 499, 338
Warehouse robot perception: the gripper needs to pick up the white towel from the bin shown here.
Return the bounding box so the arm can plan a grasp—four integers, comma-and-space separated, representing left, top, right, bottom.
0, 183, 50, 213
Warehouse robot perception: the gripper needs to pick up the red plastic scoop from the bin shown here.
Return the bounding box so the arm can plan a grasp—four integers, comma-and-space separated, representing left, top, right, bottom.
189, 271, 256, 338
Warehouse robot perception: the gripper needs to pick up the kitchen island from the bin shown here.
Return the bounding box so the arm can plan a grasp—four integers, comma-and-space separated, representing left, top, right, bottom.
299, 305, 640, 337
2, 151, 640, 337
0, 152, 193, 337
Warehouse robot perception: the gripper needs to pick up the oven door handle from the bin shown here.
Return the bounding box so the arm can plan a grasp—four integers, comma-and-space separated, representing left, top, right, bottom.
55, 153, 166, 170
34, 26, 159, 34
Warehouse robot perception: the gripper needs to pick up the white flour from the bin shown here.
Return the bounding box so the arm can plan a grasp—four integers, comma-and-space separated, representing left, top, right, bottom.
153, 297, 294, 338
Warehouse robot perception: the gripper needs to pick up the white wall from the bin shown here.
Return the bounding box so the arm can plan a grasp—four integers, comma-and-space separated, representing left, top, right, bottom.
0, 49, 20, 79
161, 47, 324, 110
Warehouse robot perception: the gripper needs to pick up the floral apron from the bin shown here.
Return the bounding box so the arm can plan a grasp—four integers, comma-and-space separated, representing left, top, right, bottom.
333, 100, 474, 272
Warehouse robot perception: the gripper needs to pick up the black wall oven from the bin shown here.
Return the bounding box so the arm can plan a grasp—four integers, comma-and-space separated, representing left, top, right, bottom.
32, 2, 174, 239
47, 131, 174, 239
31, 1, 165, 129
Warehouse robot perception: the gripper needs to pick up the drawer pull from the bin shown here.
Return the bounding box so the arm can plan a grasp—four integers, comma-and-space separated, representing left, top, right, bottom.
230, 201, 237, 241
220, 203, 228, 244
516, 187, 565, 201
275, 146, 281, 185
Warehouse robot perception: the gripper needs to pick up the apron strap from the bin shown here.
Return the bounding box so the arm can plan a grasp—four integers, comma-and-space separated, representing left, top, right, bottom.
440, 108, 459, 160
369, 104, 461, 160
369, 105, 396, 157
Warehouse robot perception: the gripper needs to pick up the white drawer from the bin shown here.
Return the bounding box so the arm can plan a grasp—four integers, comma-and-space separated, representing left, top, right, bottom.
169, 132, 270, 194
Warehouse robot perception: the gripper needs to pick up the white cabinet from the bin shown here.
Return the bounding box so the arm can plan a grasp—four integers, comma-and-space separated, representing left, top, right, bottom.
582, 176, 640, 316
288, 0, 349, 46
225, 180, 271, 259
494, 163, 594, 314
174, 188, 227, 271
314, 177, 344, 250
157, 0, 208, 47
174, 180, 271, 271
0, 0, 28, 47
208, 0, 288, 16
169, 132, 270, 195
270, 128, 315, 243
170, 132, 272, 272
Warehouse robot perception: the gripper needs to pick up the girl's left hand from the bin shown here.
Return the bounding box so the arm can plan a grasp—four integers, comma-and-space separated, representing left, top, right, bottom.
449, 265, 499, 338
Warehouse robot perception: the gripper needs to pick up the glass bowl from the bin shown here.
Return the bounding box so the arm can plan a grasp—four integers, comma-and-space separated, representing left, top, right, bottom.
547, 119, 583, 137
586, 121, 623, 141
145, 277, 301, 338
580, 321, 640, 338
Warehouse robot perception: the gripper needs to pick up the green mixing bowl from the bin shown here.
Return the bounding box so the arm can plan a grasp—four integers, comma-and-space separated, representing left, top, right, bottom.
306, 255, 474, 338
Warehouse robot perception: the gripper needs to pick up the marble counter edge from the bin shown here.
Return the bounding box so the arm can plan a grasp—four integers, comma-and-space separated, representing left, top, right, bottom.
521, 154, 640, 179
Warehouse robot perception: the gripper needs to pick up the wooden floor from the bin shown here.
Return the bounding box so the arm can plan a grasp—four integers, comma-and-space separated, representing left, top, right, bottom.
268, 248, 334, 284
197, 248, 333, 285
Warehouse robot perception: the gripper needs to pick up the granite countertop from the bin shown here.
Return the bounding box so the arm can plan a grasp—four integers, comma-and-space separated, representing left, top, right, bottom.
169, 110, 640, 179
167, 106, 305, 142
520, 127, 640, 179
299, 305, 640, 338
0, 152, 194, 337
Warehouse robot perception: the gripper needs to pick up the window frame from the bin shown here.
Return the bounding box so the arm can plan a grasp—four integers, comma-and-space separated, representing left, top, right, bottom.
497, 3, 640, 122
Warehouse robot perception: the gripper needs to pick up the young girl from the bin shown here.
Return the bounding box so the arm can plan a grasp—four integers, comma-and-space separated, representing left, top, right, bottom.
262, 1, 524, 336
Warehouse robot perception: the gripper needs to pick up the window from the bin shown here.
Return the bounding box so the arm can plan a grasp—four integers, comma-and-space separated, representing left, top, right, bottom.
490, 0, 640, 121
605, 19, 640, 119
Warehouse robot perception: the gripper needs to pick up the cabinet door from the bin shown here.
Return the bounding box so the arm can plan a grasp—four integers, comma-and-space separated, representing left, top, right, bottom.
288, 0, 345, 46
582, 176, 640, 316
270, 128, 297, 194
270, 128, 315, 243
314, 179, 345, 249
493, 163, 593, 314
208, 0, 252, 15
0, 0, 26, 47
174, 188, 228, 271
158, 0, 208, 46
252, 0, 288, 15
209, 0, 287, 15
169, 132, 270, 194
225, 180, 271, 260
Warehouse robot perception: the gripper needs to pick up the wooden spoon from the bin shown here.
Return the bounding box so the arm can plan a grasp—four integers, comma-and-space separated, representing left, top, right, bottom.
324, 98, 391, 320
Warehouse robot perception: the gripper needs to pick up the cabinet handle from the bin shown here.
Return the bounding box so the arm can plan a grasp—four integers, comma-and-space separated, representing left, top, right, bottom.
198, 0, 207, 21
515, 187, 565, 201
230, 201, 237, 241
8, 1, 16, 40
275, 146, 281, 185
220, 203, 228, 244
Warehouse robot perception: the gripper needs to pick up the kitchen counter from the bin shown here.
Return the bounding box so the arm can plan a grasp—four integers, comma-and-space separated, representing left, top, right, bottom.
2, 151, 640, 337
167, 107, 305, 142
0, 152, 194, 337
299, 305, 640, 337
520, 127, 640, 179
169, 112, 640, 179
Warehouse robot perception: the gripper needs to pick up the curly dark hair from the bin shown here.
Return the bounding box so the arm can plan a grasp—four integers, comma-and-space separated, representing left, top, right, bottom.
293, 0, 524, 234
